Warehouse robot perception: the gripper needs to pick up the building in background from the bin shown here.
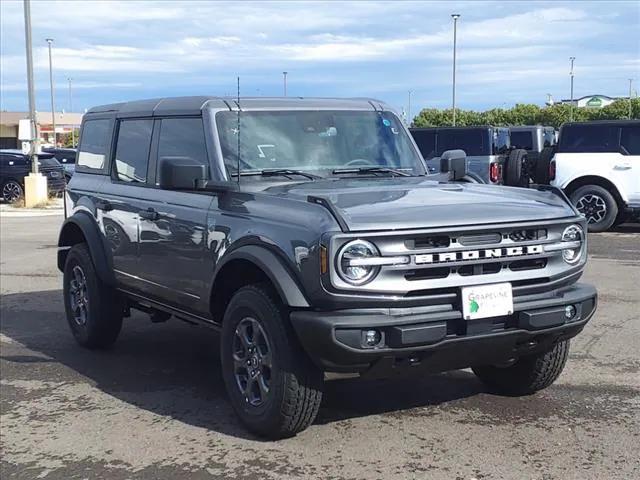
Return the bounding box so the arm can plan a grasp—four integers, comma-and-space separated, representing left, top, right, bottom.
0, 111, 83, 148
547, 94, 631, 108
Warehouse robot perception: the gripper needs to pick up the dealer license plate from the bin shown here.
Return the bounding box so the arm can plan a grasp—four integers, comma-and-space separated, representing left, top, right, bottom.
461, 282, 513, 320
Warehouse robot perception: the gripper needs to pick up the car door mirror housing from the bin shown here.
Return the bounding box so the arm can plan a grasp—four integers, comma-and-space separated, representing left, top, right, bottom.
158, 156, 237, 192
440, 149, 467, 181
158, 155, 210, 190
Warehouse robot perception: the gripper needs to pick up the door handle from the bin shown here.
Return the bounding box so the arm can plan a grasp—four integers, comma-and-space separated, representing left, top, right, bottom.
614, 163, 632, 170
95, 199, 113, 212
139, 208, 159, 221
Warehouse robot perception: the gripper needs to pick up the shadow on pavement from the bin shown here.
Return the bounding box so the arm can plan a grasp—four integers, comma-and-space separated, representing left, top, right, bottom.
1, 289, 484, 439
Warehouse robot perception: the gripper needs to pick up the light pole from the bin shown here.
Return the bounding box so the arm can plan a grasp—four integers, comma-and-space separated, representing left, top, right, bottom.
451, 14, 460, 126
283, 71, 288, 97
569, 56, 575, 122
23, 0, 38, 173
46, 38, 56, 146
629, 79, 634, 119
68, 77, 75, 146
407, 90, 412, 126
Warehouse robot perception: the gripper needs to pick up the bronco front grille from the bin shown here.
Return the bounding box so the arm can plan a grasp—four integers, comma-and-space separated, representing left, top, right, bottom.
327, 219, 584, 295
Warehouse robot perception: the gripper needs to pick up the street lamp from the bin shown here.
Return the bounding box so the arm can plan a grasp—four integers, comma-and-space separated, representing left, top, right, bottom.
407, 90, 413, 126
629, 79, 634, 120
46, 38, 56, 146
569, 56, 575, 122
451, 14, 461, 126
283, 71, 288, 97
68, 77, 75, 146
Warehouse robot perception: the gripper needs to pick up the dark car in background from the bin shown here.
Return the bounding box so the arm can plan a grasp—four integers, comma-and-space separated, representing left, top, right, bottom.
0, 150, 66, 203
43, 147, 77, 181
410, 126, 528, 186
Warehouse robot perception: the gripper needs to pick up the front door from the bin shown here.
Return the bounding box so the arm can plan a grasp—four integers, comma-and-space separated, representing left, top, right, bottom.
135, 117, 215, 316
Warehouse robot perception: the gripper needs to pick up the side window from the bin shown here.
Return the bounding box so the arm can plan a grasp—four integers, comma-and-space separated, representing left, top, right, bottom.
113, 119, 153, 183
157, 117, 209, 178
558, 125, 619, 153
77, 119, 110, 170
620, 126, 640, 155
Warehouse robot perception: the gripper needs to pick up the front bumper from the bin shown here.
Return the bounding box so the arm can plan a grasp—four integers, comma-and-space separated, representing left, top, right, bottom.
290, 283, 597, 376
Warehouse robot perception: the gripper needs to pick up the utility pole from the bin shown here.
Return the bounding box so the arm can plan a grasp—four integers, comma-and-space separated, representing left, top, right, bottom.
24, 0, 38, 172
629, 79, 634, 119
46, 38, 56, 146
451, 14, 460, 126
569, 56, 575, 122
407, 90, 412, 126
68, 77, 75, 146
23, 0, 47, 206
282, 71, 288, 97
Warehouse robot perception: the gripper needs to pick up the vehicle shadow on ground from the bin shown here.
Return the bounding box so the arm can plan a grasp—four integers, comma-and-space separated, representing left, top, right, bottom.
609, 223, 640, 233
1, 289, 485, 440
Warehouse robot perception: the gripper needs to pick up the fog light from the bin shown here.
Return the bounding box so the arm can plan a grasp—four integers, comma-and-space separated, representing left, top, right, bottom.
363, 329, 382, 347
565, 305, 576, 320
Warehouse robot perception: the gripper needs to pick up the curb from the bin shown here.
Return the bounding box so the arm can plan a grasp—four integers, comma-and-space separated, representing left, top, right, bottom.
0, 209, 64, 217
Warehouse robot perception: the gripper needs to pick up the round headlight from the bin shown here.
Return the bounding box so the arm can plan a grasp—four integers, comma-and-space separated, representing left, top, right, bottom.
337, 239, 380, 285
561, 224, 584, 264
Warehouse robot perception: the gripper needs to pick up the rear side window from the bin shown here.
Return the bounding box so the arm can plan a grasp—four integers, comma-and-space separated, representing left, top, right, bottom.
410, 130, 437, 159
510, 131, 533, 150
113, 119, 153, 183
157, 117, 209, 175
437, 129, 490, 156
558, 125, 620, 153
544, 128, 556, 147
77, 119, 110, 170
620, 126, 640, 155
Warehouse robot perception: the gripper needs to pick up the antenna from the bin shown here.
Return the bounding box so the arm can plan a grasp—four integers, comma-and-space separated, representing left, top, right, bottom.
236, 76, 240, 186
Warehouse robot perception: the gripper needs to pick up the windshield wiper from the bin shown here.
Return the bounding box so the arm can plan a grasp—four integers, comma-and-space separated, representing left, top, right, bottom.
232, 169, 321, 180
332, 166, 411, 177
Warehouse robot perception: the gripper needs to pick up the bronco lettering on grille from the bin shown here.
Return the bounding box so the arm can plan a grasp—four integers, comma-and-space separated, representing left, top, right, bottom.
414, 245, 543, 264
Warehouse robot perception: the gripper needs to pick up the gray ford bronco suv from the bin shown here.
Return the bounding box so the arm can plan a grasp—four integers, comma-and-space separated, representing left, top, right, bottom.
58, 96, 597, 438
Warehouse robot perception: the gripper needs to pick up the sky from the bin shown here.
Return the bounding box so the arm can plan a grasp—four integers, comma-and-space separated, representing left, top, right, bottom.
1, 0, 639, 116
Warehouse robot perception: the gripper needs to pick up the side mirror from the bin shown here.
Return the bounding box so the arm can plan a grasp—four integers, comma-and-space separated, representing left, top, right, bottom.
158, 156, 208, 190
440, 149, 467, 181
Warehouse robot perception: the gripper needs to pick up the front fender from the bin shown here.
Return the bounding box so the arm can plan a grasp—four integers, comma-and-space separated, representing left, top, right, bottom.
213, 245, 310, 308
57, 212, 115, 286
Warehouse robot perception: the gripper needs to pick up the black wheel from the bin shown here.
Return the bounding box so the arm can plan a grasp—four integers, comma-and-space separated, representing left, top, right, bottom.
63, 243, 123, 349
570, 184, 618, 232
473, 340, 570, 396
505, 149, 527, 187
534, 146, 555, 184
2, 179, 24, 203
221, 284, 323, 438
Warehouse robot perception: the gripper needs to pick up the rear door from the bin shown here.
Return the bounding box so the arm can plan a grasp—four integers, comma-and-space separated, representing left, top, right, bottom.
135, 116, 214, 315
619, 124, 640, 203
97, 118, 154, 291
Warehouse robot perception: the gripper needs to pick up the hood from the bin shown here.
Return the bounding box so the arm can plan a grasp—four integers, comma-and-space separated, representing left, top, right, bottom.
260, 177, 576, 232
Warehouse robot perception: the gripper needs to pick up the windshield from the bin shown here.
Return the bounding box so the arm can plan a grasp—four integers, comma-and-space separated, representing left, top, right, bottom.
216, 110, 425, 177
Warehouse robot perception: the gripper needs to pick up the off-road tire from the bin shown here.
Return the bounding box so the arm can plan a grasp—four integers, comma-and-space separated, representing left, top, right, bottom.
534, 146, 555, 184
505, 149, 527, 187
472, 340, 570, 396
221, 284, 323, 439
569, 184, 618, 232
63, 243, 123, 348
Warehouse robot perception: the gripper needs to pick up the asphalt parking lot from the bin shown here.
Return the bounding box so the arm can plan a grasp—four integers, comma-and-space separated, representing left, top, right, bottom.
1, 213, 639, 480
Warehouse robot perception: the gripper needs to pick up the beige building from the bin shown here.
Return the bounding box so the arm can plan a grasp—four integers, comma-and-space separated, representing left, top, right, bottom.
0, 111, 84, 149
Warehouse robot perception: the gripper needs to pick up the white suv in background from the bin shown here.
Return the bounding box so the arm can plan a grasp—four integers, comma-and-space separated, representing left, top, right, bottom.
549, 120, 640, 232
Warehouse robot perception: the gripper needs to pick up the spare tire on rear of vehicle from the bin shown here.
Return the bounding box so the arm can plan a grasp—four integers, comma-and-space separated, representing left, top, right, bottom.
534, 146, 556, 185
505, 149, 527, 187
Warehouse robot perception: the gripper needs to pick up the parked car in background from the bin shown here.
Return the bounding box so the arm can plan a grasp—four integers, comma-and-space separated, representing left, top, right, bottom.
0, 150, 66, 203
43, 147, 77, 181
543, 120, 640, 232
410, 126, 528, 186
509, 125, 557, 183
